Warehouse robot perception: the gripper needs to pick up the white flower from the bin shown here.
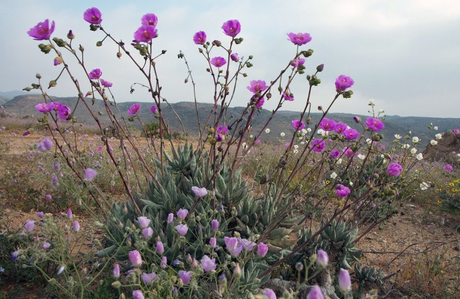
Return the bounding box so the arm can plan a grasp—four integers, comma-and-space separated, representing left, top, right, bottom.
280, 132, 285, 137
242, 142, 248, 149
294, 144, 299, 149
416, 153, 423, 160
301, 128, 308, 136
402, 144, 410, 149
293, 149, 299, 154
337, 158, 343, 165
410, 148, 417, 155
435, 133, 442, 140
330, 172, 337, 179
300, 141, 305, 145
368, 99, 375, 106
265, 128, 270, 134
349, 181, 353, 186
317, 129, 325, 135
412, 136, 420, 143
249, 135, 254, 139
358, 154, 365, 160
430, 140, 438, 146
306, 128, 312, 133
394, 134, 402, 139
379, 109, 385, 114
434, 126, 438, 131
366, 138, 372, 145
420, 182, 429, 191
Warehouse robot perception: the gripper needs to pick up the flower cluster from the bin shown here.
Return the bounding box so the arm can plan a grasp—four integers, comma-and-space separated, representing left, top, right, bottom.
35, 101, 71, 120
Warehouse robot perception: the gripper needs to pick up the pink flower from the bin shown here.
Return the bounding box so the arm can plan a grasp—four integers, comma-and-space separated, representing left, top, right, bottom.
42, 242, 51, 250
319, 118, 336, 131
307, 285, 324, 299
113, 263, 120, 278
35, 103, 52, 113
134, 25, 157, 43
453, 128, 460, 135
141, 13, 158, 27
209, 237, 217, 248
317, 249, 328, 267
150, 105, 158, 114
334, 122, 348, 134
83, 7, 102, 25
89, 69, 102, 80
176, 208, 188, 220
338, 268, 352, 294
84, 168, 97, 181
240, 239, 256, 251
38, 137, 53, 151
365, 117, 385, 131
72, 220, 80, 232
137, 216, 150, 229
156, 241, 164, 254
132, 290, 144, 299
25, 220, 35, 232
54, 57, 63, 66
193, 31, 207, 45
343, 128, 359, 140
247, 80, 268, 94
335, 184, 351, 197
192, 186, 207, 197
330, 149, 340, 159
251, 96, 265, 108
57, 105, 71, 120
129, 250, 142, 267
179, 270, 192, 285
67, 208, 73, 219
200, 255, 216, 272
211, 219, 219, 232
335, 75, 354, 92
167, 213, 174, 223
311, 139, 325, 153
262, 289, 277, 299
211, 56, 226, 68
230, 53, 239, 62
283, 92, 294, 101
343, 147, 355, 158
176, 224, 188, 236
287, 32, 312, 45
291, 119, 305, 131
222, 19, 241, 37
27, 19, 55, 40
100, 79, 113, 87
291, 57, 305, 67
217, 126, 228, 135
141, 272, 157, 284
444, 164, 453, 171
128, 103, 141, 115
387, 163, 403, 177
224, 236, 243, 257
257, 242, 269, 257
142, 227, 153, 239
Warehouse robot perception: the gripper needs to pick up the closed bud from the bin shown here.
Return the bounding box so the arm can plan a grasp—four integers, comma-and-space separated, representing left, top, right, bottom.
235, 37, 243, 44
36, 73, 42, 79
111, 281, 121, 289
48, 80, 57, 88
119, 294, 126, 299
266, 92, 272, 99
23, 87, 32, 92
79, 45, 84, 52
117, 52, 122, 58
343, 90, 353, 98
317, 106, 323, 111
246, 62, 253, 68
53, 37, 66, 47
295, 262, 304, 271
96, 41, 103, 47
248, 55, 253, 59
316, 64, 324, 72
233, 263, 242, 279
67, 30, 75, 40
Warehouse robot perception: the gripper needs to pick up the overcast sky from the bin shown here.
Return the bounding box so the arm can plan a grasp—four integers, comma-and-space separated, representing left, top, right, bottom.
1, 0, 459, 118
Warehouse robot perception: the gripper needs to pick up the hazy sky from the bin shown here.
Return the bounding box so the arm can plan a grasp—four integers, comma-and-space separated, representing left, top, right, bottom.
1, 0, 459, 118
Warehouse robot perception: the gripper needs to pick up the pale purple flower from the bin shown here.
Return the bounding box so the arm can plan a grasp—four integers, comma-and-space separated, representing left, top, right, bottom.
156, 241, 164, 254
27, 19, 55, 40
291, 119, 306, 131
179, 270, 192, 285
283, 92, 294, 101
53, 160, 60, 172
307, 285, 324, 299
317, 249, 328, 267
100, 79, 113, 87
25, 220, 35, 232
141, 13, 158, 27
444, 164, 453, 171
365, 117, 385, 131
224, 236, 243, 257
335, 184, 351, 197
89, 68, 102, 80
287, 32, 312, 45
84, 168, 97, 181
209, 237, 217, 248
211, 56, 226, 68
200, 255, 216, 272
134, 25, 157, 42
222, 19, 241, 37
142, 227, 153, 239
45, 194, 52, 201
311, 139, 325, 153
257, 242, 269, 257
211, 219, 219, 232
40, 137, 53, 151
160, 256, 167, 268
129, 250, 142, 267
35, 103, 52, 113
167, 213, 174, 223
67, 208, 73, 219
138, 216, 150, 229
132, 290, 144, 299
262, 288, 277, 299
338, 268, 352, 294
141, 272, 157, 284
72, 220, 80, 232
83, 7, 102, 24
453, 128, 460, 135
343, 128, 359, 140
128, 103, 141, 115
12, 250, 19, 261
113, 263, 120, 278
176, 224, 188, 236
320, 118, 336, 131
330, 149, 340, 159
192, 186, 207, 197
176, 208, 188, 220
387, 163, 403, 177
291, 57, 306, 67
335, 75, 354, 92
42, 241, 51, 250
343, 147, 355, 158
193, 31, 207, 45
247, 80, 268, 94
150, 105, 158, 114
230, 53, 239, 62
36, 211, 44, 218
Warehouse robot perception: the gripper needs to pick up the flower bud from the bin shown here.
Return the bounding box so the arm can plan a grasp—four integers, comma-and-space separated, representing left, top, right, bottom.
111, 281, 121, 289
316, 64, 324, 72
233, 263, 242, 279
36, 73, 42, 79
117, 52, 122, 58
96, 41, 103, 47
67, 30, 75, 40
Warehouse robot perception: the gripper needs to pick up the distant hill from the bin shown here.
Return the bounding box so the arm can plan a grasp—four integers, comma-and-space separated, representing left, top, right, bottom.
0, 90, 34, 100
3, 94, 459, 147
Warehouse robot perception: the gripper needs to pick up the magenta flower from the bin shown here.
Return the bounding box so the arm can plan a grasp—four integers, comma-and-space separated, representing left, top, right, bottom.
307, 285, 324, 299
113, 263, 120, 278
334, 122, 348, 134
54, 57, 63, 66
291, 119, 306, 131
338, 268, 352, 294
57, 105, 71, 120
89, 69, 102, 80
317, 249, 328, 267
287, 32, 312, 45
72, 220, 80, 232
453, 128, 460, 135
176, 208, 188, 220
262, 289, 277, 299
128, 103, 141, 115
335, 184, 351, 197
141, 272, 157, 284
156, 241, 164, 254
25, 220, 35, 232
217, 126, 228, 135
100, 79, 113, 87
141, 13, 158, 27
211, 219, 219, 232
224, 236, 243, 257
129, 250, 142, 267
209, 237, 217, 248
247, 80, 268, 94
291, 57, 305, 67
132, 290, 144, 299
27, 19, 55, 40
42, 241, 51, 250
257, 242, 269, 257
283, 92, 294, 101
211, 56, 226, 68
193, 31, 207, 45
335, 75, 354, 92
444, 164, 453, 171
179, 270, 192, 285
230, 53, 239, 62
84, 168, 97, 181
319, 118, 336, 131
83, 7, 102, 25
343, 128, 359, 140
134, 25, 157, 43
251, 96, 265, 108
222, 19, 241, 37
142, 227, 153, 239
311, 139, 325, 153
387, 163, 403, 177
192, 186, 207, 197
200, 255, 216, 272
365, 117, 385, 131
67, 208, 73, 219
35, 103, 52, 113
150, 105, 158, 114
176, 224, 188, 236
330, 149, 340, 159
138, 216, 150, 229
